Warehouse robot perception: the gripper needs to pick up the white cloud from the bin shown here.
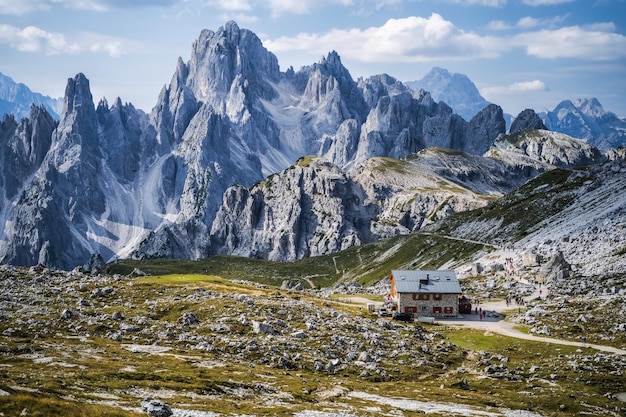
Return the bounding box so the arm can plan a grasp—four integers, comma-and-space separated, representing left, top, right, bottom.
0, 0, 178, 14
0, 0, 50, 14
487, 20, 511, 31
265, 14, 506, 63
480, 79, 546, 96
0, 24, 135, 56
516, 14, 568, 29
263, 0, 353, 17
516, 17, 541, 29
219, 12, 259, 23
514, 25, 626, 60
210, 0, 253, 11
509, 80, 546, 91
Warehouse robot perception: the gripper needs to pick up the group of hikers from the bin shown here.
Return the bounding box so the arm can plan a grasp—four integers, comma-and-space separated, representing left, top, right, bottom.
505, 295, 525, 306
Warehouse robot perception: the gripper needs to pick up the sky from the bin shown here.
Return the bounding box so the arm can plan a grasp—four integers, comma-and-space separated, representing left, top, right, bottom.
1, 0, 625, 118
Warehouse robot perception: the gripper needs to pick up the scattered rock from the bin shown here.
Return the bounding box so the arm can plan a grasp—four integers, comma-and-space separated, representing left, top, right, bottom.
60, 309, 75, 320
141, 397, 173, 417
180, 312, 200, 326
252, 321, 275, 335
539, 250, 571, 282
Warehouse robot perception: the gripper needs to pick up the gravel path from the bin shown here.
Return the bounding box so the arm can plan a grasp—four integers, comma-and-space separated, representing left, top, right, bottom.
437, 288, 626, 355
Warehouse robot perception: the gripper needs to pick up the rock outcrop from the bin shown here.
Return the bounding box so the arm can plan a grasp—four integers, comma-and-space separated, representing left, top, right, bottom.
211, 157, 371, 260
486, 130, 605, 173
209, 149, 551, 261
509, 109, 547, 134
539, 251, 572, 282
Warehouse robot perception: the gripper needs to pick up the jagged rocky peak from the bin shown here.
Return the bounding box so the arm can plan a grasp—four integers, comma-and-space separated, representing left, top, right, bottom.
49, 73, 101, 161
19, 104, 56, 165
187, 21, 280, 104
151, 20, 283, 146
489, 129, 605, 170
552, 99, 577, 115
0, 104, 56, 200
0, 71, 63, 120
574, 97, 605, 117
97, 96, 144, 183
210, 156, 370, 261
541, 97, 626, 152
62, 73, 95, 117
465, 104, 506, 155
358, 73, 411, 108
299, 50, 368, 120
509, 108, 547, 134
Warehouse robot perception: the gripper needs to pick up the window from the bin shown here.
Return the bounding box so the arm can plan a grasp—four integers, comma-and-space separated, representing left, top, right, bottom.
444, 307, 454, 314
433, 306, 442, 314
414, 293, 429, 300
419, 305, 427, 311
433, 294, 442, 301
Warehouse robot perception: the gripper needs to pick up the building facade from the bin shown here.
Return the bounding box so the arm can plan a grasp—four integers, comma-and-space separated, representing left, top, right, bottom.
390, 270, 462, 318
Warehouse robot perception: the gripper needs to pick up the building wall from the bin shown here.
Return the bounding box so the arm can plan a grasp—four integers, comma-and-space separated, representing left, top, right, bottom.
396, 293, 459, 317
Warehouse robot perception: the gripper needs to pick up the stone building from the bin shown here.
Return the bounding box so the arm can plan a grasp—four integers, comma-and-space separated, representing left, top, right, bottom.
390, 270, 462, 317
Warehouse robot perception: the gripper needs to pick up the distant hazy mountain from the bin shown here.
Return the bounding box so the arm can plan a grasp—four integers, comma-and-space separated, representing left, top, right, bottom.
405, 67, 491, 121
540, 98, 626, 152
0, 72, 63, 120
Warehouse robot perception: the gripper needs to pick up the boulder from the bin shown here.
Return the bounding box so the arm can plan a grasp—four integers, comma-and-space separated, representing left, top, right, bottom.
539, 251, 571, 282
111, 311, 124, 321
281, 280, 304, 291
60, 309, 75, 320
180, 312, 200, 326
252, 321, 275, 335
141, 398, 172, 417
83, 253, 107, 275
522, 251, 540, 267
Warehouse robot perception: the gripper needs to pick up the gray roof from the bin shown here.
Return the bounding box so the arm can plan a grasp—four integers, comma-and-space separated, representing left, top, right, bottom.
391, 270, 461, 294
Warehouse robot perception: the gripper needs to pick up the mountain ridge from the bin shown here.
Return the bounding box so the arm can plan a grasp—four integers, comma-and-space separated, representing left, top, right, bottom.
0, 21, 617, 270
0, 72, 63, 120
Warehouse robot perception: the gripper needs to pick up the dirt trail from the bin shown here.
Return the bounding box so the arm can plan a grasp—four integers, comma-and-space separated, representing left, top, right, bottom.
341, 289, 626, 355
437, 288, 626, 355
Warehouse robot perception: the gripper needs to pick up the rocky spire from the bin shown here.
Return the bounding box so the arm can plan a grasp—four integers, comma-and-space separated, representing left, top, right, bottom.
510, 108, 547, 134
465, 104, 506, 155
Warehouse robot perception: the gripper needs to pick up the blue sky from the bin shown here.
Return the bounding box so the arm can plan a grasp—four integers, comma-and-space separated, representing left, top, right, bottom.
1, 0, 625, 117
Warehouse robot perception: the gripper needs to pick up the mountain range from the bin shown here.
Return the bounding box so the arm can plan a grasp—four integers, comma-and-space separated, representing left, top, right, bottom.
0, 21, 621, 270
0, 72, 63, 120
405, 67, 626, 152
540, 98, 626, 152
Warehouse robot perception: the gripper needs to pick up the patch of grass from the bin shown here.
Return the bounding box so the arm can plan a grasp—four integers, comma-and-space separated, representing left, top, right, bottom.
371, 157, 411, 174
437, 327, 625, 414
295, 155, 315, 168
0, 393, 142, 417
2, 267, 625, 417
110, 232, 489, 289
424, 167, 587, 243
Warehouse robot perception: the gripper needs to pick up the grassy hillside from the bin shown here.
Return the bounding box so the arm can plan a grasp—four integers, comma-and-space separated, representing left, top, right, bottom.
111, 233, 488, 288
